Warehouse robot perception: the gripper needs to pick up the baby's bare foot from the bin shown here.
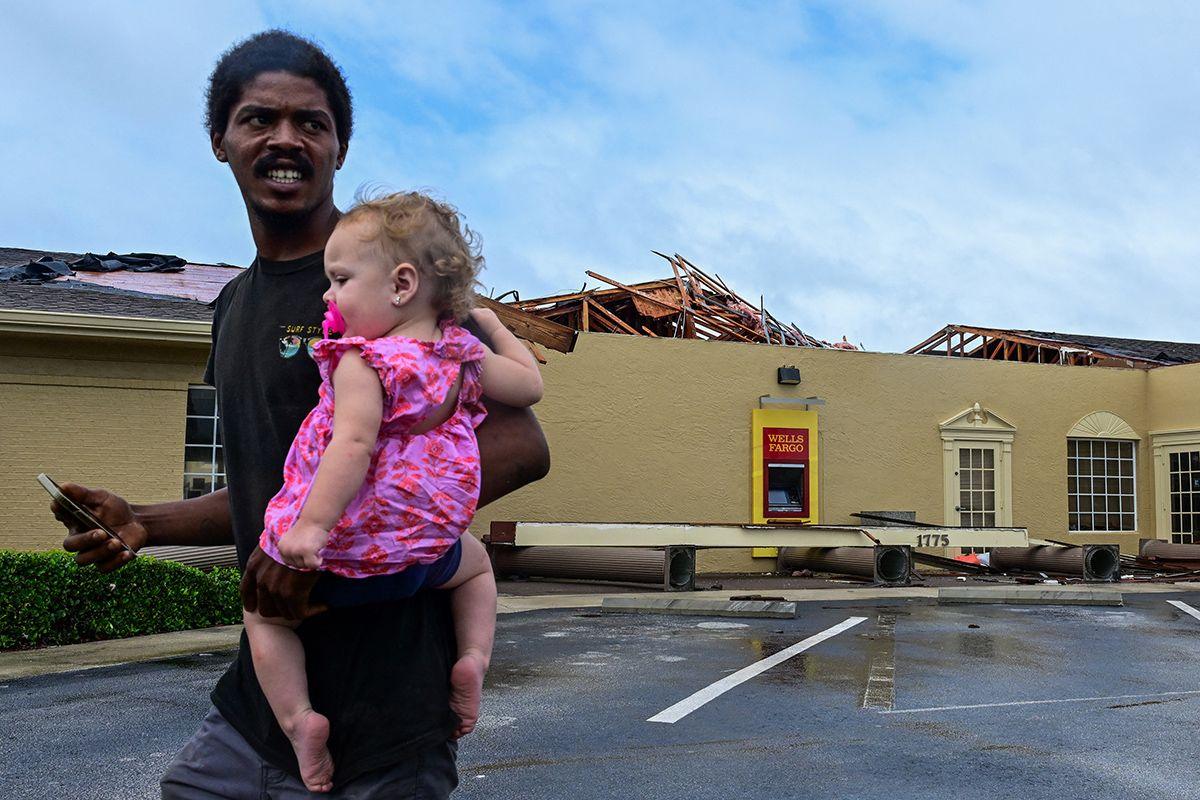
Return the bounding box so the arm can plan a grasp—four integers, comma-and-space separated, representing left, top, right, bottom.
450, 651, 486, 738
287, 708, 334, 793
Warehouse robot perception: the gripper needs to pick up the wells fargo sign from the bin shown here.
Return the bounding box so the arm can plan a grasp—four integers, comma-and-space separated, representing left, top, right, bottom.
763, 427, 808, 458
751, 409, 819, 525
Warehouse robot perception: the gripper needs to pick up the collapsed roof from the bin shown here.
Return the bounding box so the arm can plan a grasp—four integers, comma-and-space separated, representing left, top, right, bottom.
503, 252, 839, 348
908, 324, 1200, 369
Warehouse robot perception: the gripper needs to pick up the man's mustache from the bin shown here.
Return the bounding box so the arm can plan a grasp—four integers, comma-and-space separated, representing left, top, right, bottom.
254, 153, 314, 178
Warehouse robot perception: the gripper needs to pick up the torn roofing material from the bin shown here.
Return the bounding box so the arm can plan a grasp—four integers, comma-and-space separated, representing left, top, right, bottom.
504, 252, 838, 348
0, 246, 576, 353
908, 324, 1200, 368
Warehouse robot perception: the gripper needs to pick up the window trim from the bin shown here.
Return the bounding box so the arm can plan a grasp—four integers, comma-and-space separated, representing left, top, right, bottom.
183, 385, 225, 499
1066, 437, 1137, 533
1152, 429, 1200, 542
940, 403, 1015, 528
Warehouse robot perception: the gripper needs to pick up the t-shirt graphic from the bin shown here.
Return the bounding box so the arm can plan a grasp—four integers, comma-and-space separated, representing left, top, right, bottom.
278, 322, 324, 360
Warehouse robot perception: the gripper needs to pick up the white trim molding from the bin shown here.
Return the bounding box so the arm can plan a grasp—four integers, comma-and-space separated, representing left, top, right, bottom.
1068, 411, 1140, 440
1150, 428, 1200, 540
940, 403, 1016, 527
0, 309, 211, 345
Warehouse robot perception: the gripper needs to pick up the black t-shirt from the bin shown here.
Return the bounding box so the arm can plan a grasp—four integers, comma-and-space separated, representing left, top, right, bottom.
204, 252, 457, 783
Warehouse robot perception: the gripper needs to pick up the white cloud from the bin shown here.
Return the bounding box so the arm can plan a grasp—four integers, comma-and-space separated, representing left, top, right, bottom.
2, 1, 1196, 351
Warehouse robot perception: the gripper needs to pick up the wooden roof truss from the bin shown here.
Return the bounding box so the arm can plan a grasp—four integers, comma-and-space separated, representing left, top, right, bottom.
504, 253, 829, 348
906, 325, 1161, 369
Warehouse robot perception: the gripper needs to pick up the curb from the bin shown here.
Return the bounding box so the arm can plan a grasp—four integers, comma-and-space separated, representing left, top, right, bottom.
601, 596, 799, 619
938, 587, 1124, 606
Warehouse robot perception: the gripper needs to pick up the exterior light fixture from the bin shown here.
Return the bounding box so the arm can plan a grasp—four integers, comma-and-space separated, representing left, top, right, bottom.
777, 366, 801, 385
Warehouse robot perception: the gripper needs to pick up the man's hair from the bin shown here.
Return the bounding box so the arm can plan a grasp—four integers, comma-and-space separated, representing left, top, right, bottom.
205, 29, 353, 144
341, 190, 484, 322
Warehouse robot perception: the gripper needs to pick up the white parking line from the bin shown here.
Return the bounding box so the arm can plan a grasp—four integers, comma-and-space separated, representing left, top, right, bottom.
1167, 600, 1200, 621
647, 616, 867, 724
882, 689, 1200, 715
861, 613, 896, 711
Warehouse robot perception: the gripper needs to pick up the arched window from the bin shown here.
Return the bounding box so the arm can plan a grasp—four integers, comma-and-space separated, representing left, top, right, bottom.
1067, 412, 1139, 533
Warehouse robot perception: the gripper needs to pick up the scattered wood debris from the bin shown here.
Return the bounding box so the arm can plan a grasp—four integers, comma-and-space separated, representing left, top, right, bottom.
500, 252, 837, 348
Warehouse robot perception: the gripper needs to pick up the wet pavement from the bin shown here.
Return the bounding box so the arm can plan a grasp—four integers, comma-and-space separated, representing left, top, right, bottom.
5, 593, 1200, 798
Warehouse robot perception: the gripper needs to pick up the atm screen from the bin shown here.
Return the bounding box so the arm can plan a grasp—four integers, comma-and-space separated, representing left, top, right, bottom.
766, 463, 806, 512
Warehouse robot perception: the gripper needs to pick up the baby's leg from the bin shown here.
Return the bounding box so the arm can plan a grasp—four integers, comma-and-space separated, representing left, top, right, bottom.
243, 610, 334, 793
435, 534, 497, 738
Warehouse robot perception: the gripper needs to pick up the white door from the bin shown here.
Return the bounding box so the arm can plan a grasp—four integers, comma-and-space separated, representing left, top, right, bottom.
953, 443, 1000, 528
1167, 447, 1200, 543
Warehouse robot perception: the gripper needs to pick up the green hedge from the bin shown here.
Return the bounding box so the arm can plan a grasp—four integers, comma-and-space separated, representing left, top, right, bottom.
0, 550, 242, 650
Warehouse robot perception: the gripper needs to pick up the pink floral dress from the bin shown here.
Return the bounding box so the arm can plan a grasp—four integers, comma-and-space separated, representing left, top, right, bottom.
259, 320, 487, 578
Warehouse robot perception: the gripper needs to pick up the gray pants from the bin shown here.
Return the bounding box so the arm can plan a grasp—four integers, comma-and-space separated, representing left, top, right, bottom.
161, 708, 458, 799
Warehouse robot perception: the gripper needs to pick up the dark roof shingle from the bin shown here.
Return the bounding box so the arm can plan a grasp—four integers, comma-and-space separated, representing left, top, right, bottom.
0, 281, 213, 322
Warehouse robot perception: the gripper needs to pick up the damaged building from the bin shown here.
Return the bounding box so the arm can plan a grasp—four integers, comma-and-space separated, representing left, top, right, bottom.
3, 247, 1199, 577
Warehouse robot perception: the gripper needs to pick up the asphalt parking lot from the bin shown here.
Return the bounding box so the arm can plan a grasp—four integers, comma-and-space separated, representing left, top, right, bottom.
5, 592, 1200, 799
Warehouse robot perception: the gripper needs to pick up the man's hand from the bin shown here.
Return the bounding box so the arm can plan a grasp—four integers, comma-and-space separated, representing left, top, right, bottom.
240, 546, 326, 621
57, 483, 148, 573
277, 521, 329, 570
468, 307, 505, 338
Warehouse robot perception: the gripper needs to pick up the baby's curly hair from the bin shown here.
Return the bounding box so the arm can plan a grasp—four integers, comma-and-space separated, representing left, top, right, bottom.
340, 190, 483, 321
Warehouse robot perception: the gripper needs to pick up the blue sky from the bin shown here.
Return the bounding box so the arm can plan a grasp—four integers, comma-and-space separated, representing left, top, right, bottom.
2, 1, 1197, 351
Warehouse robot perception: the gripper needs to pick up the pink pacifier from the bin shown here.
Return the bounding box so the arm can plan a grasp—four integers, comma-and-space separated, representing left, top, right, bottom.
322, 301, 346, 338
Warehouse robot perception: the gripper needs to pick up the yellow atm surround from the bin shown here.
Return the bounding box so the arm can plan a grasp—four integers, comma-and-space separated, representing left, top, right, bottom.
751, 408, 819, 527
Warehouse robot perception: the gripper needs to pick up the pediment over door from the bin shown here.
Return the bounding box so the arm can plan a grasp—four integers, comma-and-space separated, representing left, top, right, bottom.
940, 403, 1016, 441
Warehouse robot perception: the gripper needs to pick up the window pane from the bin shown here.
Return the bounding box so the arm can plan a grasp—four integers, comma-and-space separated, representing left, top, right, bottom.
1121, 514, 1135, 530
187, 389, 216, 417
215, 446, 225, 474
184, 446, 213, 475
1078, 459, 1091, 476
186, 417, 214, 446
183, 475, 213, 499
983, 450, 994, 468
960, 449, 971, 468
1170, 452, 1179, 470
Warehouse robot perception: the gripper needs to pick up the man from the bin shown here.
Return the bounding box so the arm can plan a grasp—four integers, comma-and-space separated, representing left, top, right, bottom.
58, 29, 548, 798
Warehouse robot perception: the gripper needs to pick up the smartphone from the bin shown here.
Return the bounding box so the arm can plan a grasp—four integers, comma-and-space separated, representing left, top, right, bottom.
37, 473, 134, 553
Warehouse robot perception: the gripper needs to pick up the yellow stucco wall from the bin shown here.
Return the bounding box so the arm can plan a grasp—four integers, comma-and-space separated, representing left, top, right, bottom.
0, 335, 207, 551
474, 333, 1168, 572
1148, 362, 1200, 432
4, 327, 1195, 573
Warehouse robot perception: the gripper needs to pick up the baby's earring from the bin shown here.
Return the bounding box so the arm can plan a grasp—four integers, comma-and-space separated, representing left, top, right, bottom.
391, 294, 403, 307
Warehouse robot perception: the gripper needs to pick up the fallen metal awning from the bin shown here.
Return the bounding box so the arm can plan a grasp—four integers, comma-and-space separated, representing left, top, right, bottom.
488, 521, 1028, 549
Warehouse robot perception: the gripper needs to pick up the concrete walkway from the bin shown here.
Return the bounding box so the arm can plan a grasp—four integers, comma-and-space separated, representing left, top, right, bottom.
2, 581, 1191, 681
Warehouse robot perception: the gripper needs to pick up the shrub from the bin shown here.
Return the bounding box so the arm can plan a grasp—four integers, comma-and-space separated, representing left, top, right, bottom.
0, 550, 242, 650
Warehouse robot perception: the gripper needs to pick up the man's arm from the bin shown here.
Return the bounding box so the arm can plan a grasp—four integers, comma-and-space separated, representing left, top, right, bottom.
465, 314, 551, 507
59, 484, 233, 572
476, 401, 550, 507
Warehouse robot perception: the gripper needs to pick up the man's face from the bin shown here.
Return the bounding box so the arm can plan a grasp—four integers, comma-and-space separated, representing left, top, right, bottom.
211, 71, 346, 224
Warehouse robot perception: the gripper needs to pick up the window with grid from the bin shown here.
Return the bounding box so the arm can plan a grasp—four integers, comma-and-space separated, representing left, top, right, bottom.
184, 386, 225, 499
1067, 439, 1135, 532
1169, 450, 1200, 544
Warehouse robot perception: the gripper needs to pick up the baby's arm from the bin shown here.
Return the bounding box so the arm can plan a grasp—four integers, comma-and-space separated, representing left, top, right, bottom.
277, 350, 384, 569
468, 307, 544, 408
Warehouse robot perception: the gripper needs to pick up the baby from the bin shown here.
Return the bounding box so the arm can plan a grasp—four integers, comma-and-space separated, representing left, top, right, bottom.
243, 190, 543, 792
